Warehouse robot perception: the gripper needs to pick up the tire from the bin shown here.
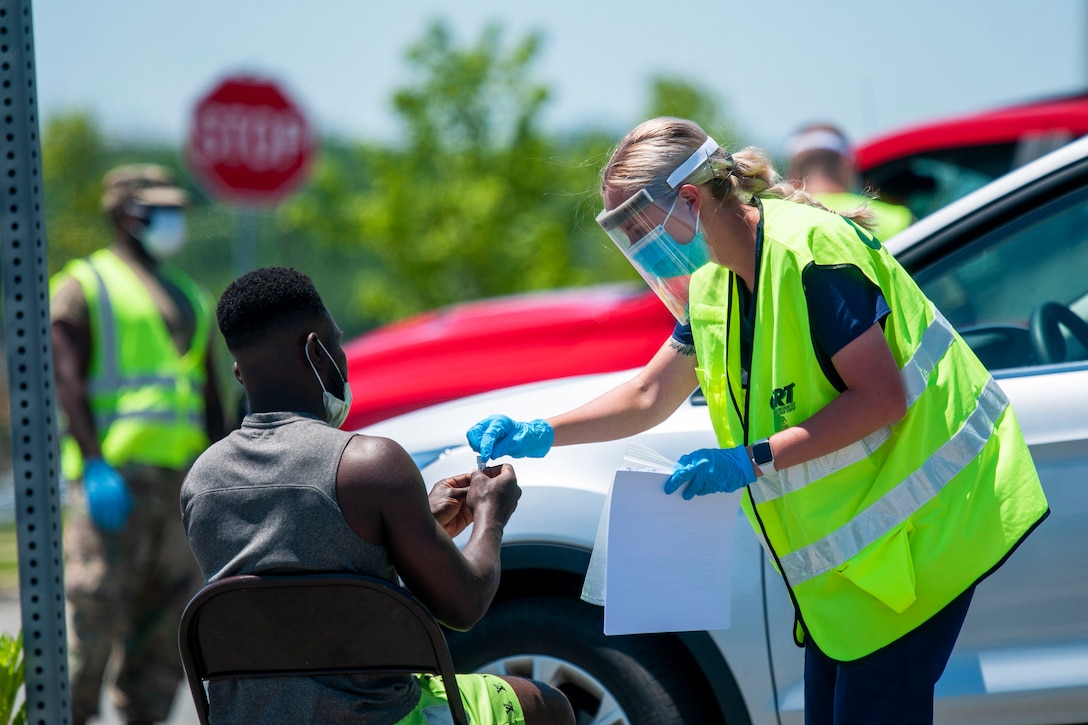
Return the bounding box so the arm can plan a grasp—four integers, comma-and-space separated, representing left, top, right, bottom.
446, 595, 725, 725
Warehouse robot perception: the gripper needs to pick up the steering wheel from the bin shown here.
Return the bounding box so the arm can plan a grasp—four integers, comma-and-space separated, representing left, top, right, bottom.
1028, 301, 1088, 364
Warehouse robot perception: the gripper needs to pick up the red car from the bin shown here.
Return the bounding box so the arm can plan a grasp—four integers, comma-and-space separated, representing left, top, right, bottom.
858, 91, 1088, 219
342, 284, 675, 429
345, 92, 1088, 429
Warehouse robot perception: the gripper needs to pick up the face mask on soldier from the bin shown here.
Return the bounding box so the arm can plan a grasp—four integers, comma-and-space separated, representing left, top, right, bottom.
132, 206, 187, 259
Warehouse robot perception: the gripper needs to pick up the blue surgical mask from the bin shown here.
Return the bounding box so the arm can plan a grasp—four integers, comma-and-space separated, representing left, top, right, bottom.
627, 200, 711, 279
620, 197, 712, 323
629, 223, 711, 278
306, 339, 353, 428
134, 207, 186, 258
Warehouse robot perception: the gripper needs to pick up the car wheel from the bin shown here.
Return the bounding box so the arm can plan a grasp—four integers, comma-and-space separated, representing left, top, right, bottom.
446, 596, 725, 725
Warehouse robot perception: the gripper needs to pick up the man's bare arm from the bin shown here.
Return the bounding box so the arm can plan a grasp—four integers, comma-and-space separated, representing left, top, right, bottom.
52, 320, 100, 459
336, 435, 519, 631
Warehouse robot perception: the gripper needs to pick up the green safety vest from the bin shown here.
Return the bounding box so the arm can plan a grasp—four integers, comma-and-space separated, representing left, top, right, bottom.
816, 191, 914, 240
53, 248, 212, 479
689, 198, 1048, 661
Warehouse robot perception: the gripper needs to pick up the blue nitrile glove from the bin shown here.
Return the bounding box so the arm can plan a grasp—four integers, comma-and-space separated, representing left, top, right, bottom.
466, 415, 554, 462
82, 458, 133, 532
664, 446, 757, 500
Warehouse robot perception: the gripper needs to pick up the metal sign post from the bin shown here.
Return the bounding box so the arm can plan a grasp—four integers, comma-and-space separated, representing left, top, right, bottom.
234, 206, 259, 277
187, 74, 316, 276
0, 0, 73, 721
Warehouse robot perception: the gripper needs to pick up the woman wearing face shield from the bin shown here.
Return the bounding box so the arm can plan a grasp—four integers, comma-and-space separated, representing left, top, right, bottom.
467, 117, 1048, 724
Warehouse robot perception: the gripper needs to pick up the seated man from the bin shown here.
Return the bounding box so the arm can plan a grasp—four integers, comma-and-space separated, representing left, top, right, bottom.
181, 266, 574, 724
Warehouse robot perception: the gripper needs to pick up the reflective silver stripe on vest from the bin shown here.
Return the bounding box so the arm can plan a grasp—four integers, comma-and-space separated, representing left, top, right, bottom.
86, 262, 121, 391
94, 410, 205, 430
899, 310, 957, 405
88, 374, 179, 394
750, 426, 893, 505
749, 311, 957, 505
778, 377, 1009, 585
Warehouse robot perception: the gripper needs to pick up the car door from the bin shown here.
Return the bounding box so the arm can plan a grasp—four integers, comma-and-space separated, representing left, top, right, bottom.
902, 170, 1088, 723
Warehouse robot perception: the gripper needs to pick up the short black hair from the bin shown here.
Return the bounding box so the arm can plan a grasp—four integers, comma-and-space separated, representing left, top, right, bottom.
217, 267, 327, 351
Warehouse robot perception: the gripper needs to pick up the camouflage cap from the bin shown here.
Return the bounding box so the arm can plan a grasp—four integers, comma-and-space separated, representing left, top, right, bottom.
101, 164, 190, 213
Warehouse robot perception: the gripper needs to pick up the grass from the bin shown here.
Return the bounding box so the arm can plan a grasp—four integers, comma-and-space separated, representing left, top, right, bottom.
0, 526, 17, 594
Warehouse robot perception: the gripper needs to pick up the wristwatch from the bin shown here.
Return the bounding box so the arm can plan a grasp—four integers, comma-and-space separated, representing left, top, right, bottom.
751, 438, 775, 473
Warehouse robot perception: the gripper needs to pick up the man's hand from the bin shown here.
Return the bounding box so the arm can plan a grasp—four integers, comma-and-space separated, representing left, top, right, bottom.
83, 458, 133, 531
466, 463, 521, 529
429, 473, 473, 538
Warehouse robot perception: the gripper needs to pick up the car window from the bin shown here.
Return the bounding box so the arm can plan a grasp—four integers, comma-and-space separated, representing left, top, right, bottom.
864, 144, 1018, 220
864, 134, 1080, 222
912, 184, 1088, 370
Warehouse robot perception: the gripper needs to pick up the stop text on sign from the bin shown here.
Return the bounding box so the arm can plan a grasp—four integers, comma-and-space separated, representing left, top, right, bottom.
186, 75, 315, 205
189, 102, 306, 173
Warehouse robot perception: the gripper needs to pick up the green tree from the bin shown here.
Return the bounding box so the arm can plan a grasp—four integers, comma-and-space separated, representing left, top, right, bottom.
40, 112, 110, 272
645, 76, 744, 150
270, 139, 389, 333
281, 21, 630, 324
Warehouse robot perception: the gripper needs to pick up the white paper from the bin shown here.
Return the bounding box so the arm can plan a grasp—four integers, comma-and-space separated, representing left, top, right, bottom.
602, 468, 742, 636
582, 443, 676, 607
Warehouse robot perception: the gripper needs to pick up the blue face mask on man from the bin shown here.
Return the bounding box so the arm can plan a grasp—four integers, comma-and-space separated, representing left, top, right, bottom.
305, 339, 353, 428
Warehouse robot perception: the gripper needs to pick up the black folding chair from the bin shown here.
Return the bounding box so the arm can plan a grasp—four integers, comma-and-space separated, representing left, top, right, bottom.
178, 573, 469, 725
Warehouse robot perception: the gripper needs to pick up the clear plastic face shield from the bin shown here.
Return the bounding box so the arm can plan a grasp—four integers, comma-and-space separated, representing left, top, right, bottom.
596, 136, 720, 323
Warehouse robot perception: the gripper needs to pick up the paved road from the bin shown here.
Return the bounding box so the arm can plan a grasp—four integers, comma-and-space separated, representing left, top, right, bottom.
0, 587, 200, 724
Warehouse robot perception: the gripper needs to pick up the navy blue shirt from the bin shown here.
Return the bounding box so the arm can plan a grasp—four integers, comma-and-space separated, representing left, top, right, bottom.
673, 264, 889, 389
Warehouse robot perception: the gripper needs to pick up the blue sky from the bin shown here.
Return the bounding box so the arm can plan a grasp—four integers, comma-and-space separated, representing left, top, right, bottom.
33, 1, 1086, 156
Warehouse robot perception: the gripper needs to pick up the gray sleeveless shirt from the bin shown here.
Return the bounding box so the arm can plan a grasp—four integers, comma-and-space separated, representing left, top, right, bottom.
181, 412, 419, 723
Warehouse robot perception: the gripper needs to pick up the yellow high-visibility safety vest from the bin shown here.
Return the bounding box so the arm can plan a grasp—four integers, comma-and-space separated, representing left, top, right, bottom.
53, 248, 212, 479
689, 198, 1048, 661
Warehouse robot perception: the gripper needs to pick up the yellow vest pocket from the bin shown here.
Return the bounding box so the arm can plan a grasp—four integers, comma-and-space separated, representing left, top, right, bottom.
835, 522, 917, 614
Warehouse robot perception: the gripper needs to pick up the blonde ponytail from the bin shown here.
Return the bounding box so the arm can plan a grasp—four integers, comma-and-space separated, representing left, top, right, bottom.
601, 117, 876, 230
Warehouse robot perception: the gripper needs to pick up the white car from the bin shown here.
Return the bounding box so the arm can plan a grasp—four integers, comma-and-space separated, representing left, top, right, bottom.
362, 136, 1088, 725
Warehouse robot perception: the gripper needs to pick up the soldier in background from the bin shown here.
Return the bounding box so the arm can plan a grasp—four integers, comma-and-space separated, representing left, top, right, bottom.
51, 164, 225, 724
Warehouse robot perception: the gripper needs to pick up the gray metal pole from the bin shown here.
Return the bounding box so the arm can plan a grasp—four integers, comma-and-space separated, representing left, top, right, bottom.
233, 207, 258, 276
0, 1, 73, 722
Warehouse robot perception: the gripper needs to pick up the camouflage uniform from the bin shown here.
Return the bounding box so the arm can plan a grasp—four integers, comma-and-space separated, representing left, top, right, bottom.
65, 463, 202, 721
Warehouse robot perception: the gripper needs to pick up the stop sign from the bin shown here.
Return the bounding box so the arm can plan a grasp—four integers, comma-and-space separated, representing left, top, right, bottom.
187, 75, 315, 205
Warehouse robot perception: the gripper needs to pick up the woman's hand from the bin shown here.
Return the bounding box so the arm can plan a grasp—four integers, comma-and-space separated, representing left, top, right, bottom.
664, 446, 757, 499
466, 415, 554, 462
